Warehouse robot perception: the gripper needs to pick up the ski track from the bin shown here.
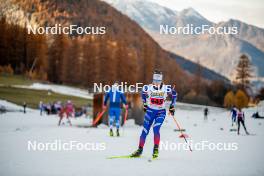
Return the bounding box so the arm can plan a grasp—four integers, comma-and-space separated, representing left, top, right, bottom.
0, 102, 264, 176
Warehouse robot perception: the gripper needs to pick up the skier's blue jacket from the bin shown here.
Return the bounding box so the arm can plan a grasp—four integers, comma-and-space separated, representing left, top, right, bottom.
231, 108, 237, 117
104, 88, 127, 108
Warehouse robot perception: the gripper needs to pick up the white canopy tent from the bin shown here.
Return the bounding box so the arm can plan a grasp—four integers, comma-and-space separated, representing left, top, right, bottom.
257, 101, 264, 116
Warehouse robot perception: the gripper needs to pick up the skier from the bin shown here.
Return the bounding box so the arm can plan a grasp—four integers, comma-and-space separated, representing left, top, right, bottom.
55, 101, 62, 113
39, 101, 44, 116
230, 106, 237, 126
46, 103, 51, 115
237, 108, 249, 135
103, 82, 128, 137
58, 101, 73, 126
65, 100, 74, 118
130, 70, 177, 159
204, 107, 209, 121
22, 102, 27, 114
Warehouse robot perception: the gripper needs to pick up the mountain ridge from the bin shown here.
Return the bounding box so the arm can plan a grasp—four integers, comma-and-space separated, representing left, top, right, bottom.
103, 0, 264, 82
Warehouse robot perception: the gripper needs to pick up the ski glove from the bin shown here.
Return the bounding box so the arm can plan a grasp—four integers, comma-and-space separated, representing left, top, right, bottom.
143, 103, 148, 112
169, 105, 175, 115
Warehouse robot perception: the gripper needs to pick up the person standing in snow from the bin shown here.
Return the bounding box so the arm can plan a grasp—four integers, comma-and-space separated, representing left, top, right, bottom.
58, 101, 73, 126
103, 82, 128, 137
53, 101, 61, 114
130, 70, 177, 159
204, 107, 209, 121
237, 108, 249, 135
39, 101, 43, 116
65, 100, 74, 118
230, 106, 237, 126
46, 103, 51, 115
23, 102, 27, 114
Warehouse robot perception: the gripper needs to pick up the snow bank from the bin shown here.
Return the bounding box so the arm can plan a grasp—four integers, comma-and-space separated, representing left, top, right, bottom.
0, 100, 34, 112
16, 83, 93, 99
0, 100, 22, 112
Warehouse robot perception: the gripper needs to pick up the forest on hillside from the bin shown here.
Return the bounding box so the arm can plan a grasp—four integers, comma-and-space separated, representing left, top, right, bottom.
0, 17, 186, 86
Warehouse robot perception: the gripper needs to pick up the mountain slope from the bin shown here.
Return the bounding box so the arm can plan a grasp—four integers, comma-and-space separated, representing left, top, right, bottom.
173, 7, 213, 28
169, 52, 229, 82
218, 19, 264, 51
103, 0, 264, 82
104, 0, 177, 31
150, 31, 264, 80
103, 0, 228, 82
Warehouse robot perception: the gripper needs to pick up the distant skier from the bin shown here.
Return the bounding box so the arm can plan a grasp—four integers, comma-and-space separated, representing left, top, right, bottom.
39, 101, 44, 116
23, 102, 27, 114
103, 82, 128, 137
55, 101, 62, 113
46, 103, 51, 115
204, 107, 209, 121
130, 70, 177, 159
58, 101, 73, 126
230, 106, 237, 126
237, 108, 249, 135
65, 100, 74, 118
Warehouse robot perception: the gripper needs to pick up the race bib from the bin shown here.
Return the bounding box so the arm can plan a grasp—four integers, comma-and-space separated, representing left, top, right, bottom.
150, 98, 164, 105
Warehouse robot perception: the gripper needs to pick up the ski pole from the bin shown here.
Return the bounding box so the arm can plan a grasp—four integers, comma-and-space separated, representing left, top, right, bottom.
93, 109, 106, 126
171, 114, 192, 152
124, 108, 128, 125
122, 107, 128, 136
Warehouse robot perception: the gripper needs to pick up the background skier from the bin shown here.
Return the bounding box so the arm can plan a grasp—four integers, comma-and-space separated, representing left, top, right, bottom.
58, 101, 73, 126
204, 107, 209, 121
39, 101, 43, 116
65, 100, 74, 118
23, 102, 27, 114
103, 82, 128, 137
230, 106, 237, 126
130, 70, 177, 159
237, 108, 249, 135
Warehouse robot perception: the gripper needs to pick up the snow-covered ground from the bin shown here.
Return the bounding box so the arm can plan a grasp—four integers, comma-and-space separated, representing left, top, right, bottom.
15, 83, 93, 99
0, 101, 264, 176
0, 100, 35, 112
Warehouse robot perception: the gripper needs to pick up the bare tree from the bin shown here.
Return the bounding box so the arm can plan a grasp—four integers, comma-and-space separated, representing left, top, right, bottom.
236, 54, 252, 90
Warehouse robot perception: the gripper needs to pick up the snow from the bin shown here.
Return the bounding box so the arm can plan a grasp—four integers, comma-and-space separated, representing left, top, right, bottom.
0, 100, 23, 111
180, 7, 204, 19
15, 83, 93, 99
0, 101, 264, 176
0, 100, 34, 112
103, 0, 177, 30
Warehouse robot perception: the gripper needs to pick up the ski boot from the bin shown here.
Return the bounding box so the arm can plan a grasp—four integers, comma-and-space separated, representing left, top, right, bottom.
109, 129, 114, 137
152, 145, 159, 159
116, 129, 120, 137
130, 147, 143, 158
